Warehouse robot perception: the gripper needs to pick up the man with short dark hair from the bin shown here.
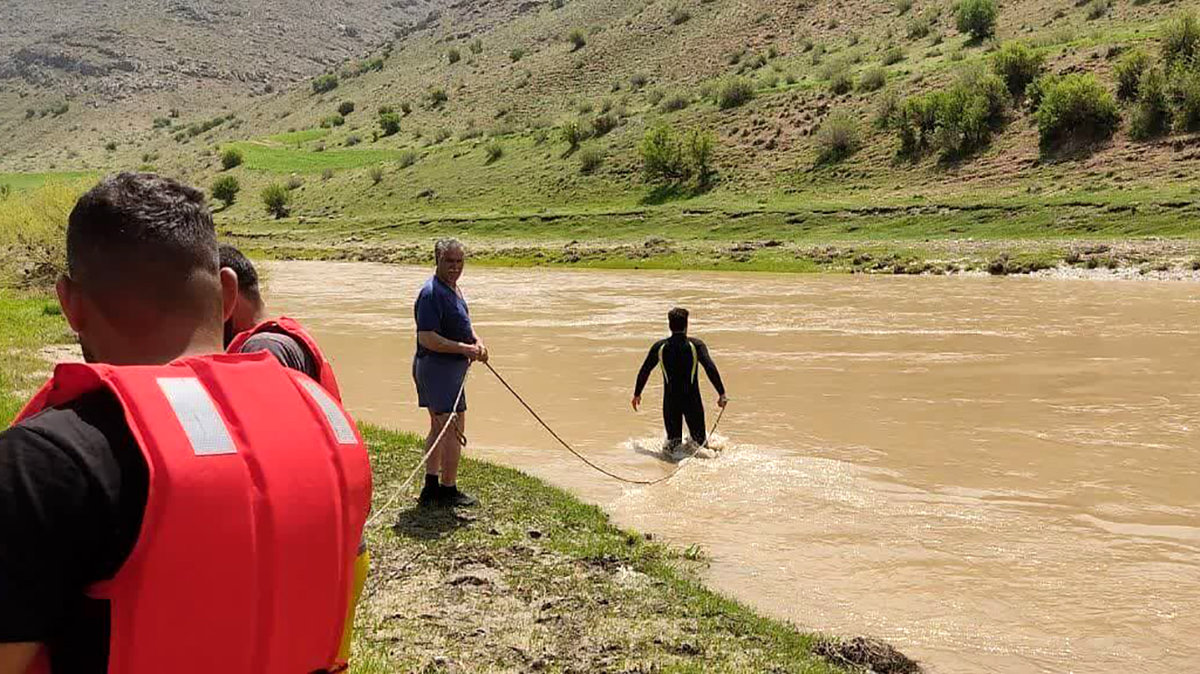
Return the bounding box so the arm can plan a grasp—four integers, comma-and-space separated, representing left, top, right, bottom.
413, 238, 486, 507
0, 173, 371, 674
632, 307, 728, 451
220, 244, 339, 398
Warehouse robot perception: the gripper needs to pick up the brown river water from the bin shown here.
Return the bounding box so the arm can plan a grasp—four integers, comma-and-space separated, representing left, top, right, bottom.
264, 261, 1200, 674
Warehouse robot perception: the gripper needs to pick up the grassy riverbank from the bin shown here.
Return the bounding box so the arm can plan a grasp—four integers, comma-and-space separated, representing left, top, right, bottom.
0, 293, 894, 673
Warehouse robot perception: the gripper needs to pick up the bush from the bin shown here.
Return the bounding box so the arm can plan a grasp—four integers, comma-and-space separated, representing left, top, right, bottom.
312, 73, 339, 94
320, 114, 345, 128
826, 62, 854, 94
859, 66, 888, 92
671, 6, 692, 24
561, 119, 590, 149
591, 113, 618, 136
955, 0, 998, 41
875, 89, 902, 128
1035, 74, 1120, 151
400, 101, 412, 116
153, 117, 172, 129
896, 0, 913, 14
1171, 65, 1200, 131
816, 112, 860, 163
660, 91, 690, 112
1130, 67, 1172, 140
399, 150, 419, 168
338, 101, 356, 116
1162, 12, 1200, 67
1024, 73, 1057, 111
104, 141, 118, 151
992, 41, 1045, 97
1086, 0, 1111, 21
484, 141, 504, 163
211, 175, 240, 206
448, 48, 461, 64
896, 69, 1010, 157
882, 45, 905, 65
285, 175, 304, 190
368, 166, 384, 185
569, 28, 587, 50
321, 168, 334, 181
470, 38, 484, 54
220, 147, 244, 170
1115, 49, 1150, 101
907, 15, 932, 39
378, 111, 401, 136
0, 182, 76, 287
631, 72, 649, 89
510, 48, 526, 62
639, 125, 716, 185
261, 184, 291, 219
344, 135, 361, 147
579, 146, 605, 174
709, 78, 752, 110
427, 87, 448, 108
647, 88, 666, 105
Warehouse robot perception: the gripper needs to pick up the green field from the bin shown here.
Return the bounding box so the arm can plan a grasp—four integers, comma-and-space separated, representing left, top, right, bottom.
229, 141, 414, 173
0, 171, 97, 192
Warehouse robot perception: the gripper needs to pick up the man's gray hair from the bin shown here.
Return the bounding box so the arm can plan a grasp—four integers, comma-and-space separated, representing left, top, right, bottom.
434, 237, 465, 262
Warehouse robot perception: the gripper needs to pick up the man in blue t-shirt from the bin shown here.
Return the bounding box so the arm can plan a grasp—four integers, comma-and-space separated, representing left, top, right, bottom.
413, 238, 487, 507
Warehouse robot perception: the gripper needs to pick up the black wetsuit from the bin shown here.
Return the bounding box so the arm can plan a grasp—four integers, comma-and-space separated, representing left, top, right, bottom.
634, 333, 725, 447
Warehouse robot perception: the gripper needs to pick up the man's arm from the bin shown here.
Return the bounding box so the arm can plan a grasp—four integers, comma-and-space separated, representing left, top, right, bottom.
238, 333, 318, 380
695, 339, 727, 399
632, 342, 661, 410
417, 331, 481, 359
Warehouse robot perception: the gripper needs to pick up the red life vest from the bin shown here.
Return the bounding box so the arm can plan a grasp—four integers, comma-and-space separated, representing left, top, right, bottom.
16, 353, 371, 674
227, 316, 342, 401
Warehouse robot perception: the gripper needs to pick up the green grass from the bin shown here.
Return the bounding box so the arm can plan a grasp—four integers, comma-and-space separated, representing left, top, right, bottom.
229, 141, 414, 173
353, 426, 848, 673
265, 128, 332, 146
0, 171, 97, 192
0, 294, 73, 424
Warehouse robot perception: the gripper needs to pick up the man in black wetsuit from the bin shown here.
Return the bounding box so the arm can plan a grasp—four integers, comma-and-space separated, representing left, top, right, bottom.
632, 307, 728, 450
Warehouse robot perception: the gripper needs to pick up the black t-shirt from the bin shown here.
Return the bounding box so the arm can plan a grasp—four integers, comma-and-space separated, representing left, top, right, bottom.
0, 390, 148, 673
238, 332, 319, 381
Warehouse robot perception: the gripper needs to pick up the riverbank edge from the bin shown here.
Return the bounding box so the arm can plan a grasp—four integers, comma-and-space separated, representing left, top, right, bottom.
225, 234, 1200, 279
0, 293, 915, 673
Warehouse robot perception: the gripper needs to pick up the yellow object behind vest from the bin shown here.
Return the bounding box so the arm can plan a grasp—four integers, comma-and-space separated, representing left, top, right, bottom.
338, 550, 370, 664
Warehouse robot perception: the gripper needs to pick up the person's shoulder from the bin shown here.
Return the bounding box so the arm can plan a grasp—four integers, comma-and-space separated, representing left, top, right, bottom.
416, 276, 438, 298
5, 389, 126, 469
687, 336, 709, 349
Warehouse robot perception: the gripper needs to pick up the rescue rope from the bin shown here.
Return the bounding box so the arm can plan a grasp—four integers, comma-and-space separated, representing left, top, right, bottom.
364, 365, 470, 527
484, 361, 725, 486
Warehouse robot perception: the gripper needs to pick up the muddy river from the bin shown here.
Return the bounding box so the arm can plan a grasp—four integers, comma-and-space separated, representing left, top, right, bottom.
265, 261, 1199, 674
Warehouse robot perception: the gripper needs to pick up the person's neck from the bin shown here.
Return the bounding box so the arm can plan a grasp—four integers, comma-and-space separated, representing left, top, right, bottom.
101, 322, 226, 366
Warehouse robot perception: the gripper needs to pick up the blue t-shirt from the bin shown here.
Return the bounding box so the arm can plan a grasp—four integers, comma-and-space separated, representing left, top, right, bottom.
414, 275, 475, 359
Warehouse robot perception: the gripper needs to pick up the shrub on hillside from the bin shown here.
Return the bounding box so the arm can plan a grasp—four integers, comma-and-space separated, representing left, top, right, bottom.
369, 166, 384, 185
671, 6, 692, 24
0, 182, 76, 287
825, 62, 854, 94
510, 48, 526, 62
312, 74, 339, 94
859, 66, 888, 92
816, 112, 860, 163
320, 114, 345, 128
896, 0, 913, 15
591, 113, 618, 137
286, 175, 304, 190
398, 150, 419, 168
647, 88, 666, 105
484, 141, 504, 163
427, 87, 449, 108
345, 135, 361, 146
578, 146, 605, 174
211, 175, 240, 206
470, 38, 484, 54
1024, 74, 1057, 111
400, 101, 412, 115
955, 0, 998, 41
1086, 0, 1112, 21
569, 28, 587, 50
1115, 49, 1150, 101
660, 91, 691, 112
1162, 12, 1200, 67
991, 42, 1044, 100
882, 46, 904, 65
631, 72, 649, 89
1130, 68, 1172, 140
378, 111, 401, 136
896, 69, 1010, 158
1171, 65, 1200, 131
875, 88, 902, 128
338, 101, 356, 116
639, 124, 715, 185
220, 147, 244, 170
716, 77, 756, 109
561, 119, 590, 149
1035, 74, 1120, 151
907, 14, 932, 39
448, 48, 461, 64
261, 184, 291, 219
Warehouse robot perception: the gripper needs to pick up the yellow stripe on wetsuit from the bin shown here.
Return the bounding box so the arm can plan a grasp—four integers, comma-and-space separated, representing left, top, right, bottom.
658, 340, 699, 386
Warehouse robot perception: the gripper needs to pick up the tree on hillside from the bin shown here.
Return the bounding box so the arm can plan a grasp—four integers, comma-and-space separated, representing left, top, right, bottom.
338, 100, 356, 116
211, 175, 240, 207
955, 0, 997, 42
569, 28, 587, 51
379, 111, 401, 136
312, 73, 339, 94
261, 183, 291, 219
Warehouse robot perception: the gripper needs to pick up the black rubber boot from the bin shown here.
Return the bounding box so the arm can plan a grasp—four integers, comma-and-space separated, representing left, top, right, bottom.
418, 474, 442, 507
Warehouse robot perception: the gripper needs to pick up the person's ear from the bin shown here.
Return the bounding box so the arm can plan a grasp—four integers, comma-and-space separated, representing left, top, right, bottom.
219, 268, 239, 323
56, 274, 86, 334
